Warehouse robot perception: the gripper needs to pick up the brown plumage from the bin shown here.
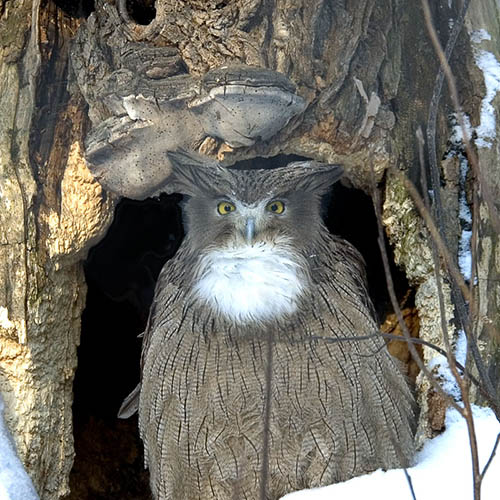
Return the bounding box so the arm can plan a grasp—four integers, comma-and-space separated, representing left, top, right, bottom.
136, 151, 415, 499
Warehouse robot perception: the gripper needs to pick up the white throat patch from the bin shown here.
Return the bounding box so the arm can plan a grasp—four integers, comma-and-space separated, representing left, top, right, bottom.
193, 242, 306, 323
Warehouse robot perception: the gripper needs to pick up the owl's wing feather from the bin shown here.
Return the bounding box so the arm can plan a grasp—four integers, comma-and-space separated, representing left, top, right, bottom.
117, 383, 140, 419
313, 233, 416, 465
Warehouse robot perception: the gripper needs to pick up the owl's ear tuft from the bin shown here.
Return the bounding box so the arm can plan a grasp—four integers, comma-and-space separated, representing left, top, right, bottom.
163, 150, 227, 196
287, 161, 344, 195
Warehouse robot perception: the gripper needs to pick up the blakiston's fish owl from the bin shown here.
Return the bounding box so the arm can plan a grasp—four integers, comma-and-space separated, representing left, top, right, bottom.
136, 151, 415, 499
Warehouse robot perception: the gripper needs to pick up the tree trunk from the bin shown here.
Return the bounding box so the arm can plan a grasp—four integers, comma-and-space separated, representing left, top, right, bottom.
0, 1, 114, 497
0, 0, 498, 498
465, 0, 500, 407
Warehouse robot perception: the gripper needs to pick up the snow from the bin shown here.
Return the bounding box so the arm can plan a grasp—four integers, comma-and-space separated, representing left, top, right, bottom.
0, 393, 39, 500
0, 308, 15, 330
471, 31, 500, 148
281, 405, 500, 500
427, 328, 468, 400
447, 113, 473, 282
470, 29, 491, 44
459, 229, 472, 280
449, 112, 472, 146
457, 151, 473, 282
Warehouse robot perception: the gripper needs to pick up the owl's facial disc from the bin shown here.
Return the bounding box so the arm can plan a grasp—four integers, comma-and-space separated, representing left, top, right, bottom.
190, 198, 307, 323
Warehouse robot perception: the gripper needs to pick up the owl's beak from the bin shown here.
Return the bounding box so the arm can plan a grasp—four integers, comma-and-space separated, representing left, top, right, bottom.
245, 217, 255, 243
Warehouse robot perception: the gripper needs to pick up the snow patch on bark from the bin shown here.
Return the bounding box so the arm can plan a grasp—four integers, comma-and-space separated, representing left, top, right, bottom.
471, 30, 500, 149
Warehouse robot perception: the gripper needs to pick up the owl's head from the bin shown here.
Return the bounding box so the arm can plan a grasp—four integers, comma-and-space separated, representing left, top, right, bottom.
164, 150, 343, 253
163, 151, 343, 323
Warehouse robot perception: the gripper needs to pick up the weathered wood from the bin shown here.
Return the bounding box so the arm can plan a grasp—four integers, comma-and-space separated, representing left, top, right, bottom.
73, 0, 405, 192
0, 1, 114, 498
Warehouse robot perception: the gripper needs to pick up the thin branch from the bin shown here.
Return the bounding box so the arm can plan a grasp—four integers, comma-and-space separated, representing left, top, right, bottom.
421, 134, 482, 500
421, 0, 500, 236
420, 0, 500, 415
421, 0, 472, 377
259, 329, 274, 500
420, 3, 490, 497
424, 0, 470, 237
463, 396, 482, 500
399, 174, 497, 403
417, 128, 461, 388
480, 432, 500, 480
468, 177, 480, 374
419, 126, 484, 500
399, 173, 471, 303
404, 469, 417, 500
305, 330, 500, 413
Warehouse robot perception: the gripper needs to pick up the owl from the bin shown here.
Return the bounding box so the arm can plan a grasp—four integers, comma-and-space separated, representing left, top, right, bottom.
137, 151, 415, 500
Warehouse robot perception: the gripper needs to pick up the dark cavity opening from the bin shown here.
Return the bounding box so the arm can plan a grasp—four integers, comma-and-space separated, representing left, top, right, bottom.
52, 0, 95, 18
326, 180, 409, 322
69, 155, 414, 498
68, 194, 182, 500
124, 0, 157, 25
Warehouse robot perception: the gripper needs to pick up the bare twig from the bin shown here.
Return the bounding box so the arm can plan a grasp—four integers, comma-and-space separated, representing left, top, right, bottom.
423, 0, 470, 236
419, 3, 500, 497
480, 432, 500, 480
421, 0, 472, 381
399, 174, 497, 404
404, 469, 417, 500
399, 174, 471, 303
304, 330, 499, 414
468, 178, 480, 373
421, 0, 500, 236
418, 124, 483, 499
463, 400, 482, 500
260, 330, 274, 500
417, 128, 462, 389
420, 0, 499, 412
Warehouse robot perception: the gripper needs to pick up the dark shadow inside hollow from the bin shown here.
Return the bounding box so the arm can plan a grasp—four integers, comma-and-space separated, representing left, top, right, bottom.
52, 0, 95, 18
68, 194, 183, 500
69, 155, 413, 498
124, 0, 157, 25
326, 179, 409, 323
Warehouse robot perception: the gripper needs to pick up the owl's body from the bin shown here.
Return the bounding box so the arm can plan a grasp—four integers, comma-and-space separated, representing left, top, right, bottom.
138, 152, 415, 499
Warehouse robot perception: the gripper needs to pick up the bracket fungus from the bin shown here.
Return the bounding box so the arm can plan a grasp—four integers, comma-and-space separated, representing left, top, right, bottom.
189, 65, 306, 148
70, 3, 306, 199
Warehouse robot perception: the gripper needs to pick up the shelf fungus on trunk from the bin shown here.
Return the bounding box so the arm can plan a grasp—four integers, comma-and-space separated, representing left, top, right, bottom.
69, 2, 306, 200
189, 65, 306, 148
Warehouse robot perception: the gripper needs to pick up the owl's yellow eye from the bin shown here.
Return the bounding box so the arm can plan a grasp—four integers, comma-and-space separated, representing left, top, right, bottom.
217, 201, 236, 215
265, 200, 285, 214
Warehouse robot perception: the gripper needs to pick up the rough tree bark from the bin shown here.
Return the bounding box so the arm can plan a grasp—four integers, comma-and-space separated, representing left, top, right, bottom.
0, 1, 114, 497
0, 0, 498, 498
